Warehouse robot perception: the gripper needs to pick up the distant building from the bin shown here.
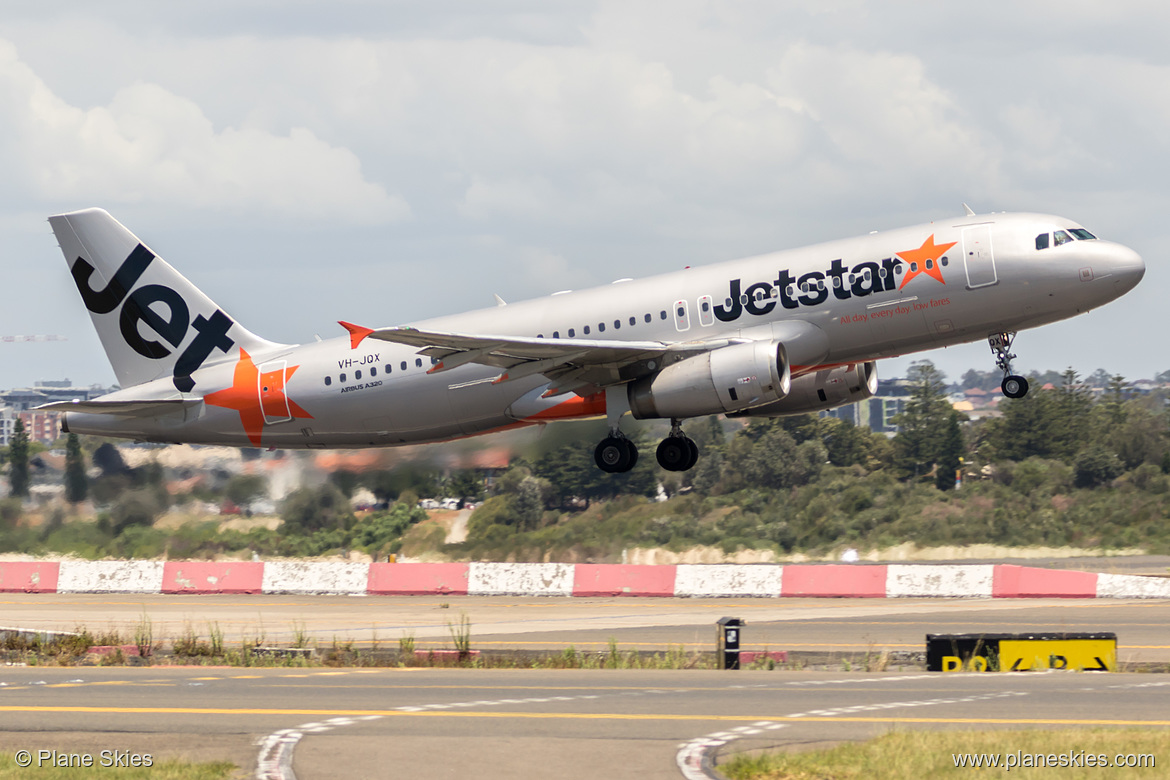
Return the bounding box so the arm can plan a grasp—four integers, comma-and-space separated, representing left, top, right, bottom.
0, 407, 15, 447
0, 379, 113, 411
18, 410, 61, 446
821, 395, 906, 434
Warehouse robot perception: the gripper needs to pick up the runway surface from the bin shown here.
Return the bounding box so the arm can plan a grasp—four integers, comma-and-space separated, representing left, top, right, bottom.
0, 667, 1168, 778
2, 593, 1169, 662
2, 593, 1169, 777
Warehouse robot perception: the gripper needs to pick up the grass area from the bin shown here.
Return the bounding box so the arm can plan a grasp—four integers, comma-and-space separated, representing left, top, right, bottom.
0, 754, 235, 778
722, 728, 1167, 779
3, 623, 719, 669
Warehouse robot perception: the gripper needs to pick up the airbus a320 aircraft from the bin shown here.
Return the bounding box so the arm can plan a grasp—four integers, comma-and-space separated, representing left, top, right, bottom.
42, 207, 1143, 473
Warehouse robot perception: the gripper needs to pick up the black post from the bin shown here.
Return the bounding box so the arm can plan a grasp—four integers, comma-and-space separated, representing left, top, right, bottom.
716, 617, 743, 670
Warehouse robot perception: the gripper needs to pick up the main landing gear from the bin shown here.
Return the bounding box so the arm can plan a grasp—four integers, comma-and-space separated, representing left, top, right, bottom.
593, 388, 700, 474
594, 434, 639, 473
989, 331, 1029, 399
594, 427, 700, 474
656, 420, 699, 472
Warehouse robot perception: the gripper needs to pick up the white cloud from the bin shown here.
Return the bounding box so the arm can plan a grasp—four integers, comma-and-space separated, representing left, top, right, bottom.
0, 39, 408, 224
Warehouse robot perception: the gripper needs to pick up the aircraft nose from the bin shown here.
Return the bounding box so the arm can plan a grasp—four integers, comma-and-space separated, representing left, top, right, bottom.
1111, 243, 1145, 292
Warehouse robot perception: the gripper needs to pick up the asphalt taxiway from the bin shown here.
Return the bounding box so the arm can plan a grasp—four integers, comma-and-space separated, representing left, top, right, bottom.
2, 593, 1169, 777
0, 667, 1168, 778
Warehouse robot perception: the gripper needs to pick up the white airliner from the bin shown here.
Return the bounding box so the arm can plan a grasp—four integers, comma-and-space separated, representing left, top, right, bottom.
43, 207, 1143, 472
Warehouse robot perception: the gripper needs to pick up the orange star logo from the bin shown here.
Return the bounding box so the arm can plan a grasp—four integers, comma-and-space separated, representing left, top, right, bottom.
896, 234, 956, 290
204, 349, 312, 446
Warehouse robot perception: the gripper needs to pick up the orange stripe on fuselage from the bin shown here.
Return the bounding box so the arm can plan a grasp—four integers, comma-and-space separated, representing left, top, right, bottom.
524, 392, 607, 422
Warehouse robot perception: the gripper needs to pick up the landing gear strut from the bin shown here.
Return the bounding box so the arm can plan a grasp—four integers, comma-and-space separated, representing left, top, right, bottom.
595, 385, 639, 473
989, 332, 1029, 399
656, 419, 699, 472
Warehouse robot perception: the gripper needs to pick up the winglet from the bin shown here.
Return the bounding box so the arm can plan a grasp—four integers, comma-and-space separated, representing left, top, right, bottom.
962, 203, 976, 217
493, 293, 507, 307
338, 321, 375, 350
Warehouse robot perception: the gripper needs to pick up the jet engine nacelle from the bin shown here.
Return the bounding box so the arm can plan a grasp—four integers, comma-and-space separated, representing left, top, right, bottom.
727, 361, 878, 418
628, 340, 791, 419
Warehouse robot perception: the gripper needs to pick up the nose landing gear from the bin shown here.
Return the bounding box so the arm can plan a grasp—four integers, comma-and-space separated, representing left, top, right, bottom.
989, 332, 1029, 399
656, 419, 699, 472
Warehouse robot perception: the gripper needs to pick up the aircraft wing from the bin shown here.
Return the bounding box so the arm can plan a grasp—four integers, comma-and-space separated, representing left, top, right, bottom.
366, 326, 734, 396
35, 399, 201, 417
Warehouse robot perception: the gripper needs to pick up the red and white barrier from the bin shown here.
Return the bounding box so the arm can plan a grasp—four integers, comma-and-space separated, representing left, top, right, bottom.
57, 561, 164, 593
261, 561, 370, 594
162, 561, 264, 594
1, 560, 1166, 599
468, 562, 574, 596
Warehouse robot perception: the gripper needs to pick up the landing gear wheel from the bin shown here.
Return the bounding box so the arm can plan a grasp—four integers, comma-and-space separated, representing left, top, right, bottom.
595, 436, 637, 473
683, 438, 699, 471
656, 437, 691, 471
1001, 375, 1029, 399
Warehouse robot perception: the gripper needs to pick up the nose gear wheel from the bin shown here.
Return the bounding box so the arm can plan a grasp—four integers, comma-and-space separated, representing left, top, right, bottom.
989, 331, 1029, 399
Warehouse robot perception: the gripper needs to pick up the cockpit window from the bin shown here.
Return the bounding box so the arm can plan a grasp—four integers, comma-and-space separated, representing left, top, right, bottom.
1053, 230, 1073, 246
1035, 233, 1050, 250
1070, 228, 1097, 240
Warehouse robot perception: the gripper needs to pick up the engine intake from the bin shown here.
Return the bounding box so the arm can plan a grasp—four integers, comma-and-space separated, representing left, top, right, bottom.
628, 340, 791, 419
727, 361, 878, 417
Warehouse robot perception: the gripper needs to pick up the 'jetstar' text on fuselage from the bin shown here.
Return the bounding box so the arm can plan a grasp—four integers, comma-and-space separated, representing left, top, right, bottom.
714, 257, 908, 322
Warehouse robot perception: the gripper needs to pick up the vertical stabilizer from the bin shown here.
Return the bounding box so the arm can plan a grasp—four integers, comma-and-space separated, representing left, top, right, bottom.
49, 208, 287, 392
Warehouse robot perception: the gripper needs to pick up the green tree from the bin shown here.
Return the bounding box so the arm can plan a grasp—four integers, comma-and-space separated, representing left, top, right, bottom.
892, 361, 955, 480
530, 430, 657, 508
935, 410, 963, 491
225, 473, 268, 511
280, 484, 355, 533
1074, 447, 1124, 488
731, 424, 825, 490
446, 470, 485, 504
109, 488, 164, 533
64, 433, 88, 503
987, 388, 1058, 461
8, 419, 29, 498
1050, 368, 1094, 459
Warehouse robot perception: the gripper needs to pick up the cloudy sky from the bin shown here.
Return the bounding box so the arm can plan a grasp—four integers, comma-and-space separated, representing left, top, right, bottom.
1, 0, 1166, 390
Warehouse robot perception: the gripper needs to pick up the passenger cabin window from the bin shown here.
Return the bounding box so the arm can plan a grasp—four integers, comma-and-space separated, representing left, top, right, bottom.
644, 313, 652, 323
324, 376, 332, 386
660, 310, 667, 320
1036, 233, 1049, 250
597, 322, 605, 332
673, 299, 690, 332
1054, 230, 1073, 246
568, 328, 575, 337
697, 294, 714, 327
385, 364, 392, 374
613, 319, 621, 329
629, 316, 636, 326
401, 361, 407, 371
583, 325, 590, 335
370, 367, 376, 377
355, 370, 362, 380
340, 373, 347, 383
416, 358, 423, 368
553, 331, 560, 338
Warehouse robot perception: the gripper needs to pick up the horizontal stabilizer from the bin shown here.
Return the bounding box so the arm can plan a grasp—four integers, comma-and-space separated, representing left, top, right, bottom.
36, 398, 201, 417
